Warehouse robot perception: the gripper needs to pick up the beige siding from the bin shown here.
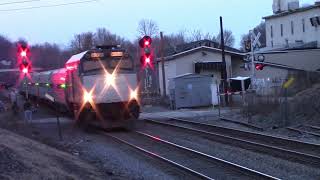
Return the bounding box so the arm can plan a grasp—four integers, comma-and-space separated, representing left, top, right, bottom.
265, 8, 320, 48
232, 57, 289, 80
158, 59, 176, 96
158, 50, 233, 96
263, 49, 320, 71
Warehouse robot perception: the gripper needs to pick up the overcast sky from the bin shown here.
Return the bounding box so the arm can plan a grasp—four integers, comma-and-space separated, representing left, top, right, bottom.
0, 0, 316, 48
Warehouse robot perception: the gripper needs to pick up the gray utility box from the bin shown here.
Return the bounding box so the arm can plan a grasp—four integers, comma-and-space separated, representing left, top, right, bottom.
169, 73, 213, 109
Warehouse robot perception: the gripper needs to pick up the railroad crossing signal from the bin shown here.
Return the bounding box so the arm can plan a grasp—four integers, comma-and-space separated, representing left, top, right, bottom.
139, 36, 153, 68
245, 40, 251, 52
250, 31, 262, 77
17, 44, 32, 75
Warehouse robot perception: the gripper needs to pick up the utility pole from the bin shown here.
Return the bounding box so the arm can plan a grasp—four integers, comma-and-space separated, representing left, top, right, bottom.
220, 16, 229, 106
160, 32, 167, 97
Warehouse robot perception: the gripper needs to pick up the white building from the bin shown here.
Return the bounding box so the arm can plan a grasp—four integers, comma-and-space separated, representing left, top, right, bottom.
156, 40, 243, 96
264, 0, 320, 49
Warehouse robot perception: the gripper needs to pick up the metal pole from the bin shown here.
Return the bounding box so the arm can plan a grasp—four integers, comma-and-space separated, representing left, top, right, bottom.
250, 30, 255, 78
57, 114, 63, 141
220, 16, 229, 106
160, 32, 167, 97
216, 80, 221, 119
55, 100, 63, 141
25, 75, 29, 100
284, 88, 288, 127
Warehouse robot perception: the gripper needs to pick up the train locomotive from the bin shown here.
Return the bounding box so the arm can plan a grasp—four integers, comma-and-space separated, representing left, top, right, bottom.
20, 46, 140, 129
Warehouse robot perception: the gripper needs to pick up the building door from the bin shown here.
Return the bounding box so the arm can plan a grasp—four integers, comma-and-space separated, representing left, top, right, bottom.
211, 83, 219, 106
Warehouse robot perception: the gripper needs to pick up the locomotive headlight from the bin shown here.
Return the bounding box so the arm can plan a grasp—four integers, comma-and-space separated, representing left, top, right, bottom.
105, 72, 116, 87
83, 91, 93, 103
130, 89, 138, 100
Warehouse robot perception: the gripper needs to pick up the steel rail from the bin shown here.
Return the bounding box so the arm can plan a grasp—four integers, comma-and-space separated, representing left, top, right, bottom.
103, 132, 213, 180
135, 131, 279, 180
142, 117, 320, 168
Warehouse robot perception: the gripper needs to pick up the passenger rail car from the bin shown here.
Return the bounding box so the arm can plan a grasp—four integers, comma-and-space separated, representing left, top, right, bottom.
20, 46, 140, 129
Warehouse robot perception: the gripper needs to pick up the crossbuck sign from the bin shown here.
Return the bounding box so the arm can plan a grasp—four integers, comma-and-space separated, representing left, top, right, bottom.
252, 32, 261, 48
250, 31, 262, 77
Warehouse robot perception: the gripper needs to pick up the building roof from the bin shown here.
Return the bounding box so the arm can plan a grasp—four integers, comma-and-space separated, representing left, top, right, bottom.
158, 40, 244, 62
263, 4, 320, 20
173, 73, 212, 79
164, 40, 242, 57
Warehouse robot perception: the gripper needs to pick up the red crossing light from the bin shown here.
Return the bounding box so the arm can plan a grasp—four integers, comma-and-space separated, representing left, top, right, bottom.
20, 51, 27, 57
140, 55, 153, 66
22, 67, 28, 74
145, 57, 151, 64
18, 44, 30, 59
20, 60, 31, 74
139, 36, 153, 69
255, 63, 265, 71
139, 36, 152, 48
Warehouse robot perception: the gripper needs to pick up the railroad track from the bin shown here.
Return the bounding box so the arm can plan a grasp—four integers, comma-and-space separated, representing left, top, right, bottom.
142, 116, 320, 168
287, 125, 320, 137
287, 127, 320, 137
102, 131, 278, 180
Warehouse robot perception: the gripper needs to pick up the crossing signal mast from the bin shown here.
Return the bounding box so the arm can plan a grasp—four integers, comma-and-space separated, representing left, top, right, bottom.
17, 43, 31, 99
139, 36, 153, 69
18, 44, 31, 75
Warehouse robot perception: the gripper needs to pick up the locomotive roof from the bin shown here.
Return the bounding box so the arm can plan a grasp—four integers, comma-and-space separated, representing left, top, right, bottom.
66, 51, 88, 65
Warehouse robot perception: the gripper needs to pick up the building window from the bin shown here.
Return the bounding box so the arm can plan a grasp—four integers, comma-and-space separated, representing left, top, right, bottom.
281, 24, 283, 37
271, 25, 273, 38
302, 19, 305, 32
291, 21, 294, 35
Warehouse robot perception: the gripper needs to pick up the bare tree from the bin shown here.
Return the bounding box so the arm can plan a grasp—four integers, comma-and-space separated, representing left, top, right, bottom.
95, 28, 109, 45
31, 42, 62, 70
70, 32, 95, 53
166, 30, 187, 46
70, 34, 83, 53
0, 35, 13, 61
189, 29, 203, 41
137, 19, 159, 37
240, 34, 251, 52
213, 29, 235, 47
188, 30, 216, 42
82, 32, 94, 50
203, 32, 215, 41
94, 28, 128, 46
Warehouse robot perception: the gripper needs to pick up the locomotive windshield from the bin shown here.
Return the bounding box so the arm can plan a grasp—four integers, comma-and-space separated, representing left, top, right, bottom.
81, 50, 134, 74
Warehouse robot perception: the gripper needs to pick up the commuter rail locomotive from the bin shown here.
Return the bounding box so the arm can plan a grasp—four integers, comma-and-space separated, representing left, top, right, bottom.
20, 46, 140, 129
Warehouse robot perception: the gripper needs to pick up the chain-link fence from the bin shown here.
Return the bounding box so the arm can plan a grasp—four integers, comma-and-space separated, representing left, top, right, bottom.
218, 71, 320, 129
140, 91, 169, 106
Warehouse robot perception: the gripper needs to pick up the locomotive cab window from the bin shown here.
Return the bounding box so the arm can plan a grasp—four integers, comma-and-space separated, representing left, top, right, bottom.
81, 51, 134, 74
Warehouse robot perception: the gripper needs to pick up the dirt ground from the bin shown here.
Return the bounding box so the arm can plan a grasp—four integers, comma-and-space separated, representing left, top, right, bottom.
0, 91, 181, 180
0, 91, 108, 180
0, 127, 107, 180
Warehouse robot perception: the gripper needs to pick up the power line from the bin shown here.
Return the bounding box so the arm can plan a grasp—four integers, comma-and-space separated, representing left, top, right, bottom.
0, 0, 99, 12
0, 0, 41, 6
